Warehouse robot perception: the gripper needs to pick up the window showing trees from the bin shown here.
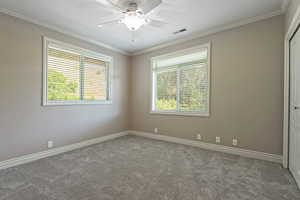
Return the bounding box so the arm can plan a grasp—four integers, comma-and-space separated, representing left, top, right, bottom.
43, 38, 112, 105
151, 44, 210, 116
156, 70, 177, 110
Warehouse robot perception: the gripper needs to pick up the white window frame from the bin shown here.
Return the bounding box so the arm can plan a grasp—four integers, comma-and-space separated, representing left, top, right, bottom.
150, 43, 211, 117
43, 37, 113, 106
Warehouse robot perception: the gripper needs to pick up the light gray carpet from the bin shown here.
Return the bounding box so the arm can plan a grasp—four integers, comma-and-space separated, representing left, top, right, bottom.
0, 135, 299, 200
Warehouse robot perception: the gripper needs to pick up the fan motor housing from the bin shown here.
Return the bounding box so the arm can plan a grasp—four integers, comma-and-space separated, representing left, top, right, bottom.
127, 2, 138, 12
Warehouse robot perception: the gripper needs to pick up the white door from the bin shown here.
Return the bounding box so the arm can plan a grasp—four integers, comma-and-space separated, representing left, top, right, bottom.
289, 28, 300, 187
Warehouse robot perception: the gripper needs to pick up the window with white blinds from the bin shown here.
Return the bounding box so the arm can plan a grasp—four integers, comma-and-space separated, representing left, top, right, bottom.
43, 38, 112, 105
151, 44, 210, 116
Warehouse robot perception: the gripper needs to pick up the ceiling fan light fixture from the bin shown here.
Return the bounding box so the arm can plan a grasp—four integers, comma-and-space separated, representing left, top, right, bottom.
121, 11, 147, 31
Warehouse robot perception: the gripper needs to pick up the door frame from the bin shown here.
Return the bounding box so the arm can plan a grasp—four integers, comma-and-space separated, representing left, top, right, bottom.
284, 5, 300, 168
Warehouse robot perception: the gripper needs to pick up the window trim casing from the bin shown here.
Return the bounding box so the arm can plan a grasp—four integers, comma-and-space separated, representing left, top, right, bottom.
150, 43, 211, 117
42, 37, 113, 106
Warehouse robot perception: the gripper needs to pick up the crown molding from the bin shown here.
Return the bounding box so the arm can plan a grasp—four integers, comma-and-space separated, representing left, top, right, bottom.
0, 8, 130, 56
131, 10, 283, 56
282, 0, 291, 13
0, 7, 284, 57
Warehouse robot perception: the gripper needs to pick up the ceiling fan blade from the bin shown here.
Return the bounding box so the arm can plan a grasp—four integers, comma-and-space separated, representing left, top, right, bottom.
96, 0, 110, 6
97, 19, 121, 28
139, 0, 162, 14
96, 0, 124, 12
148, 18, 167, 28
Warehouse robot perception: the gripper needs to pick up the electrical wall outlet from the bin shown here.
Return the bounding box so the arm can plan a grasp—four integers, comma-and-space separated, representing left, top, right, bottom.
154, 128, 158, 134
232, 139, 238, 146
216, 137, 221, 144
196, 134, 202, 140
47, 141, 53, 148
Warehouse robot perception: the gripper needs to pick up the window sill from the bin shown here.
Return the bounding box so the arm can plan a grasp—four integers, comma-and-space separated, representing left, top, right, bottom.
150, 111, 210, 117
43, 100, 112, 106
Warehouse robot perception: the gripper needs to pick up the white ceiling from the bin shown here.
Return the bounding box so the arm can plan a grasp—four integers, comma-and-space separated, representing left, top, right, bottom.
0, 0, 286, 54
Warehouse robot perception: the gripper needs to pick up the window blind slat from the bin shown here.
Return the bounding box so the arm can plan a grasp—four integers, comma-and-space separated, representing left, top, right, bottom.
152, 46, 209, 114
179, 66, 208, 111
83, 57, 108, 101
155, 50, 207, 69
47, 47, 81, 101
156, 70, 177, 111
44, 39, 112, 105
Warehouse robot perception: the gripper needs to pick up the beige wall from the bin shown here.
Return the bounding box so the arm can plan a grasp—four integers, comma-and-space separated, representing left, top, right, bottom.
0, 13, 130, 162
0, 12, 285, 162
130, 15, 284, 155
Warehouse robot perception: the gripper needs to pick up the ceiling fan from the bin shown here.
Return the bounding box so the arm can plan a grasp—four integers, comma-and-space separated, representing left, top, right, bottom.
96, 0, 165, 31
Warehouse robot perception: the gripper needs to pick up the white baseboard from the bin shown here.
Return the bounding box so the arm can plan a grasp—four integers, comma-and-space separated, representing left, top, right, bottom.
0, 131, 129, 170
0, 130, 283, 171
128, 130, 283, 164
290, 166, 300, 189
